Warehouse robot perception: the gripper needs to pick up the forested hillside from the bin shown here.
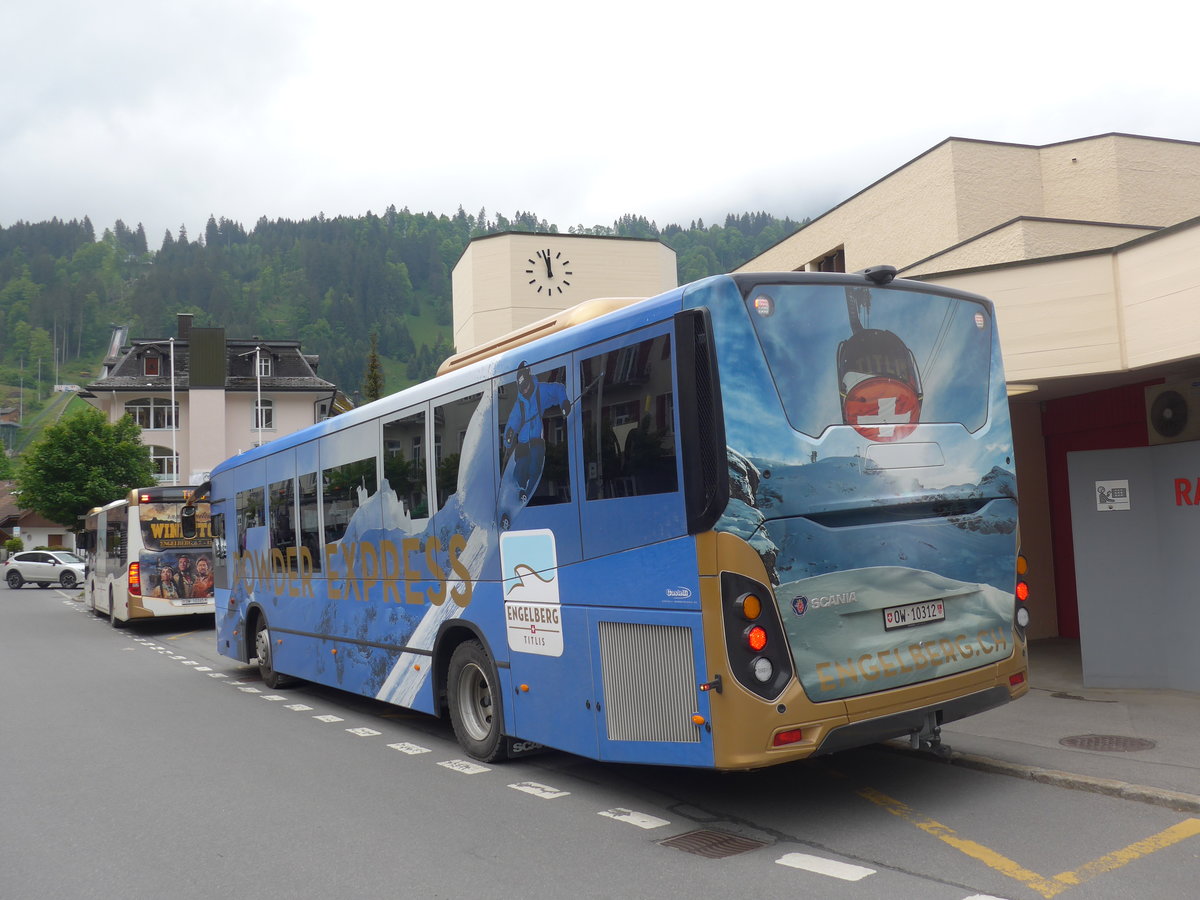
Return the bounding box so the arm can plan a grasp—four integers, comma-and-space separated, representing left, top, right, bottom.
0, 208, 805, 418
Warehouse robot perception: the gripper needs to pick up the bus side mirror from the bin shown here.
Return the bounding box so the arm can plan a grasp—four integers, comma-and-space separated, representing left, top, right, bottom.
181, 505, 197, 539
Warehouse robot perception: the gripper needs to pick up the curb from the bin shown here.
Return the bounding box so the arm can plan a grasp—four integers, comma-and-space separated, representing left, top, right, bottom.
887, 741, 1200, 814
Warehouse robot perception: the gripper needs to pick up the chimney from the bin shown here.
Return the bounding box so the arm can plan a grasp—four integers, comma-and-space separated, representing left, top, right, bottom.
177, 313, 194, 341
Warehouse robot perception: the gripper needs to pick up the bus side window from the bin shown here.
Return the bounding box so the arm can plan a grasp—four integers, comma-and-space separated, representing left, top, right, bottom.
433, 391, 483, 511
236, 487, 264, 553
269, 478, 296, 550
382, 409, 429, 528
581, 335, 679, 499
211, 512, 227, 590
322, 457, 377, 544
297, 473, 321, 572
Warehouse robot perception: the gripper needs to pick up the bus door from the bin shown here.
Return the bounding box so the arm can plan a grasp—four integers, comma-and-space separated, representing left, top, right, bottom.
494, 354, 594, 757
572, 324, 711, 761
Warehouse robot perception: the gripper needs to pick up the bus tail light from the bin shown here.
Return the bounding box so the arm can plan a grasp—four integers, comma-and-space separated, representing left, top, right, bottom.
1013, 553, 1030, 637
773, 729, 803, 747
720, 572, 792, 701
128, 562, 142, 596
746, 625, 768, 652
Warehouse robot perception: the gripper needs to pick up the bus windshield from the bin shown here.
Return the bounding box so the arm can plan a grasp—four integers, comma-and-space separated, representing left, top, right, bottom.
745, 283, 993, 439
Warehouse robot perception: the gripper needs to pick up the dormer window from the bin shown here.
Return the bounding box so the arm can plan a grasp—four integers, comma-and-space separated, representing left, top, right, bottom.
257, 353, 272, 377
144, 353, 161, 376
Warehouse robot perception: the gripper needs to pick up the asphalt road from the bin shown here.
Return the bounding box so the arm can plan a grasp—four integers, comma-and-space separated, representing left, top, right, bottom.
2, 583, 1197, 899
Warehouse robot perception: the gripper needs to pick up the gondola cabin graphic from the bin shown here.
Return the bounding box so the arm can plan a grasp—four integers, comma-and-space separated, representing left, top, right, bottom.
837, 284, 924, 441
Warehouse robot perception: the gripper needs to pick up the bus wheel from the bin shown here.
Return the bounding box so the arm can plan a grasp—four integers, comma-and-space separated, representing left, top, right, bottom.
108, 593, 127, 629
447, 640, 508, 763
255, 620, 290, 689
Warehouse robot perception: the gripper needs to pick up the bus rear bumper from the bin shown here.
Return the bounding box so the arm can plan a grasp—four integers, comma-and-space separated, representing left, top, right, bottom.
813, 684, 1012, 756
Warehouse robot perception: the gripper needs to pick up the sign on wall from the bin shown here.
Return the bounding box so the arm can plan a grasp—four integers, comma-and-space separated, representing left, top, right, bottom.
1095, 480, 1130, 511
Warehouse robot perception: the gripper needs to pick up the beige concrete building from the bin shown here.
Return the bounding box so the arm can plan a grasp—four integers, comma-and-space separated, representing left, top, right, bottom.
739, 133, 1200, 686
452, 232, 677, 351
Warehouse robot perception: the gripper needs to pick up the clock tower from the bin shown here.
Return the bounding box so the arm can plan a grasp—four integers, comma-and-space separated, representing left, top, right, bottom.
451, 232, 677, 353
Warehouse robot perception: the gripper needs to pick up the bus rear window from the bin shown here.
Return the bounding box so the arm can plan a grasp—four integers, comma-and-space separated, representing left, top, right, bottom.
745, 283, 993, 439
140, 501, 212, 551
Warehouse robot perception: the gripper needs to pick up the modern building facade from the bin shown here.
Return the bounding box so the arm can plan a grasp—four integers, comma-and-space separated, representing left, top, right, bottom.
739, 132, 1200, 691
80, 315, 342, 486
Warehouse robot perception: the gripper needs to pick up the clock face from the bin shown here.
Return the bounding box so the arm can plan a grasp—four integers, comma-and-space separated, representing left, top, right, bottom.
525, 248, 573, 295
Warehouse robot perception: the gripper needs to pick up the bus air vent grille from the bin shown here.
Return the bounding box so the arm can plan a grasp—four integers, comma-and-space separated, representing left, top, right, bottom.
598, 621, 700, 743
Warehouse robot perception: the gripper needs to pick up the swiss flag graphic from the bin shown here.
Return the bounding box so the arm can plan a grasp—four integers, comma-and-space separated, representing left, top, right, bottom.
843, 376, 921, 442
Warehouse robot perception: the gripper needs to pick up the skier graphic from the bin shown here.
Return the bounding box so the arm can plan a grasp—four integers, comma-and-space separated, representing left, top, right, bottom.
503, 362, 570, 503
499, 362, 571, 530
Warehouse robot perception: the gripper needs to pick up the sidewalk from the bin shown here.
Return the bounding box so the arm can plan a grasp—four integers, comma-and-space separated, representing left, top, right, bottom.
923, 639, 1200, 812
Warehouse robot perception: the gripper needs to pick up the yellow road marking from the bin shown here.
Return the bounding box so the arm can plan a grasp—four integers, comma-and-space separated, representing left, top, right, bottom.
1053, 818, 1200, 887
858, 786, 1200, 898
166, 631, 198, 641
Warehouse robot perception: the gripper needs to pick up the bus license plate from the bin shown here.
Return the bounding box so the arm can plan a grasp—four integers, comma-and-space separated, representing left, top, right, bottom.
883, 599, 945, 630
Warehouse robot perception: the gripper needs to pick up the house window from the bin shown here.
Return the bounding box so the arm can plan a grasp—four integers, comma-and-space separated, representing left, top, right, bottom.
148, 445, 179, 483
814, 247, 846, 272
125, 397, 178, 430
144, 354, 161, 376
257, 353, 272, 377
254, 398, 275, 430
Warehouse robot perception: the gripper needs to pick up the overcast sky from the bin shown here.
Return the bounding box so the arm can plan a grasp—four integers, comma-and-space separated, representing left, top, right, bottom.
3, 0, 1196, 248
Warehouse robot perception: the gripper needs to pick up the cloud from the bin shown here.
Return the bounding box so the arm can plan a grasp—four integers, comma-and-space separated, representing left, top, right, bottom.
3, 0, 1197, 247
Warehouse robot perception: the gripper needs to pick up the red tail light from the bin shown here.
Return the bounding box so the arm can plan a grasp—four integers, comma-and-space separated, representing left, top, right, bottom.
128, 562, 141, 596
773, 729, 803, 747
746, 625, 768, 652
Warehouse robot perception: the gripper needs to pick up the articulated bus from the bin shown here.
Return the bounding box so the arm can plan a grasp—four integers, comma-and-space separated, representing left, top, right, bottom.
82, 486, 215, 627
209, 268, 1029, 769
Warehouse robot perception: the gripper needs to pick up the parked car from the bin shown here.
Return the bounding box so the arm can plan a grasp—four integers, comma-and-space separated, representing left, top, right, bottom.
3, 550, 86, 589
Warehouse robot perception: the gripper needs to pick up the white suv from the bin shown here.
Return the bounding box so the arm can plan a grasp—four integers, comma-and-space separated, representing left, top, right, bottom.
4, 550, 86, 589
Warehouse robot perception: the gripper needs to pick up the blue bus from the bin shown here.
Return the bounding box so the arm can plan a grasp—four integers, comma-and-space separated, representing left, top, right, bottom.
207, 268, 1029, 769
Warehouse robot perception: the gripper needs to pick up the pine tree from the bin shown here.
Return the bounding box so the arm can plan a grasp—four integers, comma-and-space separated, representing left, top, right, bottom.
362, 331, 385, 402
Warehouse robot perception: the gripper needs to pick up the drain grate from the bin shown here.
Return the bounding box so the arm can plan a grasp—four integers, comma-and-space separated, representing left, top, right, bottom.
659, 829, 768, 859
1059, 734, 1157, 752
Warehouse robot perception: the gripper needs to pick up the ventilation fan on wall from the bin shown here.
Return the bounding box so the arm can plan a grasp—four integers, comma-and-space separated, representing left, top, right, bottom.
1146, 380, 1200, 444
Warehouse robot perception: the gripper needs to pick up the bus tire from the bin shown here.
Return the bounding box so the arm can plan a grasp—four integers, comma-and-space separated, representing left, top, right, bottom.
255, 619, 290, 689
109, 592, 127, 629
447, 640, 508, 763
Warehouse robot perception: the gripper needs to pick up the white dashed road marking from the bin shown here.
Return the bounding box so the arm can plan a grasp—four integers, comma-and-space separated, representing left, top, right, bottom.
438, 759, 490, 775
598, 809, 670, 830
509, 781, 569, 799
776, 852, 875, 882
388, 742, 431, 755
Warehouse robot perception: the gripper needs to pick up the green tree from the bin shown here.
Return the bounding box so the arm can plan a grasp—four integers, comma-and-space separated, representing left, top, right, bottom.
362, 331, 385, 402
16, 408, 156, 528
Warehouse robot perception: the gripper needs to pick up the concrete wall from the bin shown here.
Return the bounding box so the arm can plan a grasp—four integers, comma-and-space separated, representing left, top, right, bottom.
905, 219, 1154, 277
1067, 443, 1200, 691
925, 221, 1200, 384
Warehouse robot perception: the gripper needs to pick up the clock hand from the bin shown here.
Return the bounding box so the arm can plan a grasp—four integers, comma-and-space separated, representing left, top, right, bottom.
544, 251, 553, 278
